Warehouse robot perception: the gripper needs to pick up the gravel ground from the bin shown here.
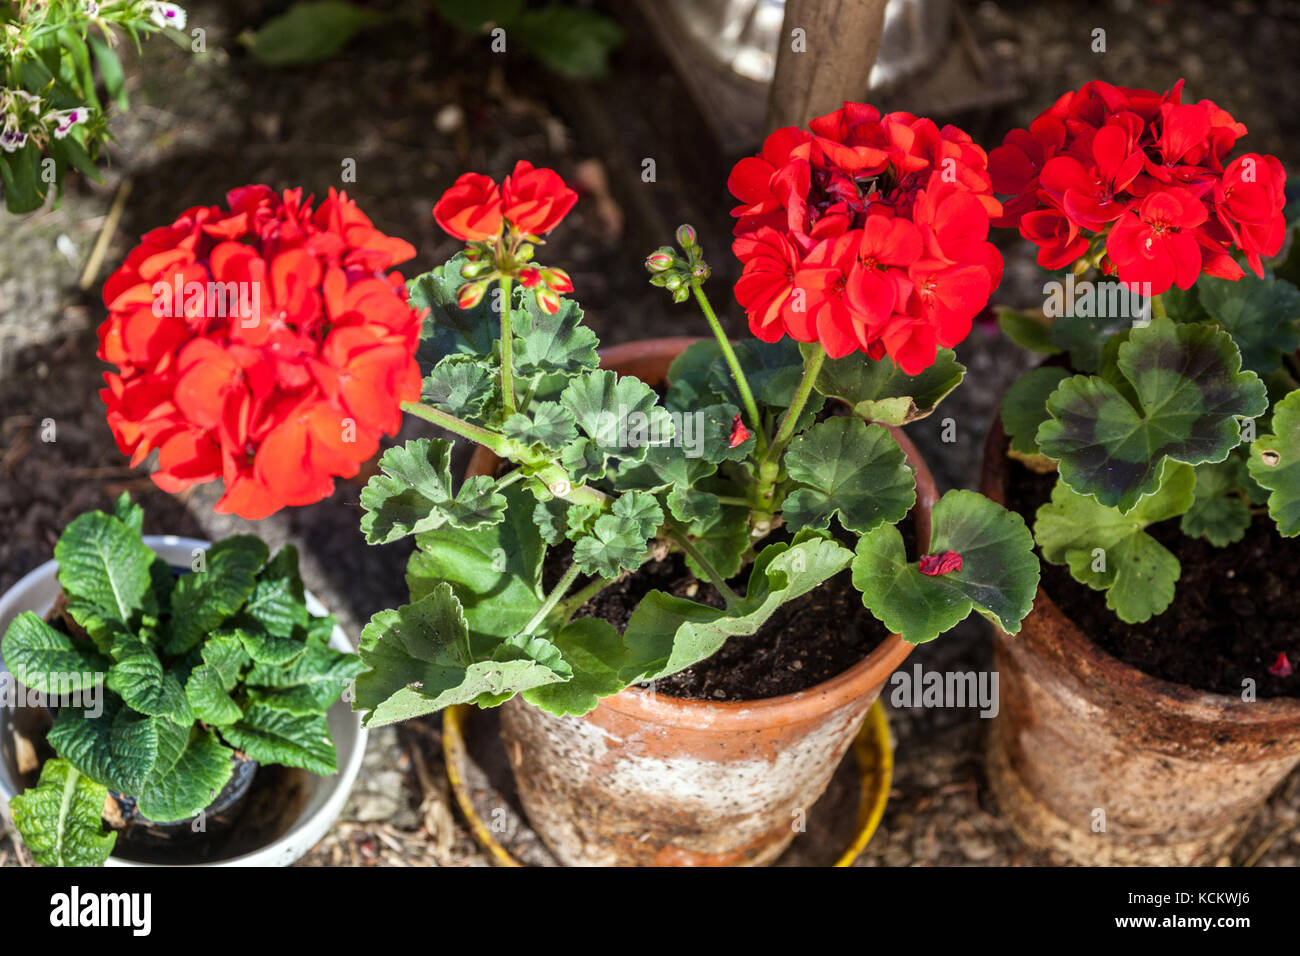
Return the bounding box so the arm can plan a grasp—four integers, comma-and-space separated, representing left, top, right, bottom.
2, 0, 1299, 867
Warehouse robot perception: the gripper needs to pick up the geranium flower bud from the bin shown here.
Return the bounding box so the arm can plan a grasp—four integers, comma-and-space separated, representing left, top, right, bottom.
543, 267, 573, 293
458, 280, 488, 309
534, 286, 562, 314
676, 223, 698, 249
459, 259, 492, 279
645, 251, 674, 273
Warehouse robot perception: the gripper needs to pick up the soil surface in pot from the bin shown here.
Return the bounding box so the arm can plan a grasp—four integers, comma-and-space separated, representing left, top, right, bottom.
1008, 460, 1300, 699
543, 522, 909, 702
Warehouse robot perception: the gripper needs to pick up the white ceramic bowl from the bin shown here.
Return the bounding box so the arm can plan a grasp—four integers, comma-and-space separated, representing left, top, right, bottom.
0, 535, 367, 867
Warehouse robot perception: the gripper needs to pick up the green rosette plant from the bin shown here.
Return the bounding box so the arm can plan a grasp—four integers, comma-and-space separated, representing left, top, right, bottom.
991, 79, 1300, 633
2, 494, 362, 866
1, 0, 191, 213
349, 156, 1040, 727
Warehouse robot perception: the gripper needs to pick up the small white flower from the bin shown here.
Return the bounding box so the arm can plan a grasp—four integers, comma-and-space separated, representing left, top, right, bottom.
0, 127, 28, 153
144, 2, 187, 31
46, 108, 89, 139
12, 90, 42, 116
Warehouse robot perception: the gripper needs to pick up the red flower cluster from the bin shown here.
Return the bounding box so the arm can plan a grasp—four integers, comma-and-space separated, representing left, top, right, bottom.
990, 80, 1287, 293
99, 186, 423, 520
728, 103, 1004, 374
433, 160, 577, 241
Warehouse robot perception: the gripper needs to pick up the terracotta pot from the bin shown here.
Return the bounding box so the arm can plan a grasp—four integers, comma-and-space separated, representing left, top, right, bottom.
468, 336, 937, 866
980, 417, 1300, 865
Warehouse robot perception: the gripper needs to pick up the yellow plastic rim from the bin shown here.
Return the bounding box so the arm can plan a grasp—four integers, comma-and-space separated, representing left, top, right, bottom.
443, 699, 893, 868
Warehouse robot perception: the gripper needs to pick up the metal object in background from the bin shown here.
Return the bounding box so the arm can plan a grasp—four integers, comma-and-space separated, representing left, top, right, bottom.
671, 0, 952, 90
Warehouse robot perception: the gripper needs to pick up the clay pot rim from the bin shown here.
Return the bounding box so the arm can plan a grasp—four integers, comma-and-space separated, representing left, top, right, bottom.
466, 335, 936, 731
981, 414, 1300, 726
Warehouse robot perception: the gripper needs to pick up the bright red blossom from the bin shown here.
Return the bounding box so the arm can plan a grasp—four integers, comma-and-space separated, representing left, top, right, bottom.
729, 102, 1003, 374
501, 160, 578, 236
99, 186, 422, 520
989, 80, 1287, 293
432, 172, 503, 241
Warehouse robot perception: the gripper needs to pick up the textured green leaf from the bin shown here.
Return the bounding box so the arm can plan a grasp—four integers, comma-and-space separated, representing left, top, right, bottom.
621, 534, 853, 683
1181, 457, 1252, 546
411, 254, 498, 366
1192, 274, 1300, 375
243, 640, 362, 713
852, 490, 1039, 643
2, 612, 106, 695
360, 438, 507, 544
245, 1, 388, 65
1002, 366, 1071, 460
354, 584, 569, 726
221, 706, 337, 776
434, 0, 524, 33
185, 665, 243, 726
712, 339, 809, 409
680, 504, 751, 580
813, 349, 965, 425
10, 759, 116, 867
783, 417, 915, 534
503, 401, 578, 450
406, 485, 545, 644
1248, 389, 1300, 536
997, 306, 1059, 355
107, 634, 193, 725
165, 537, 268, 655
513, 293, 599, 375
560, 369, 674, 481
423, 355, 495, 420
112, 492, 144, 536
512, 6, 625, 78
1037, 320, 1267, 512
1047, 299, 1135, 373
522, 617, 629, 716
1035, 461, 1194, 623
664, 340, 728, 411
54, 511, 154, 625
47, 699, 159, 795
234, 626, 306, 666
135, 729, 235, 823
238, 545, 309, 638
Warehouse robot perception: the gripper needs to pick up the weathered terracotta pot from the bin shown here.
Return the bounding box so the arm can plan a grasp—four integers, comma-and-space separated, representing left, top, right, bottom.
467, 337, 935, 866
980, 417, 1300, 865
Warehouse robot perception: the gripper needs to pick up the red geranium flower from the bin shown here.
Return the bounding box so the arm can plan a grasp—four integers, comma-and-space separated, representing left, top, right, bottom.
433, 172, 504, 241
729, 102, 1002, 372
501, 160, 578, 236
99, 186, 423, 520
989, 80, 1287, 294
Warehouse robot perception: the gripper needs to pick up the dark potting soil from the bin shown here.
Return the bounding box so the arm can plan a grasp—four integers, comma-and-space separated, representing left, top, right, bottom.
545, 530, 900, 703
1008, 461, 1300, 699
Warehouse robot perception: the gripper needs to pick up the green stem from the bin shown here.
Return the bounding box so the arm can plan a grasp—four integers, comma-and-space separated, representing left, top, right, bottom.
518, 371, 544, 411
667, 523, 741, 607
750, 343, 826, 524
691, 284, 768, 456
552, 573, 618, 626
765, 342, 826, 462
499, 275, 517, 415
1151, 292, 1167, 322
402, 401, 509, 454
520, 562, 583, 637
713, 495, 754, 507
